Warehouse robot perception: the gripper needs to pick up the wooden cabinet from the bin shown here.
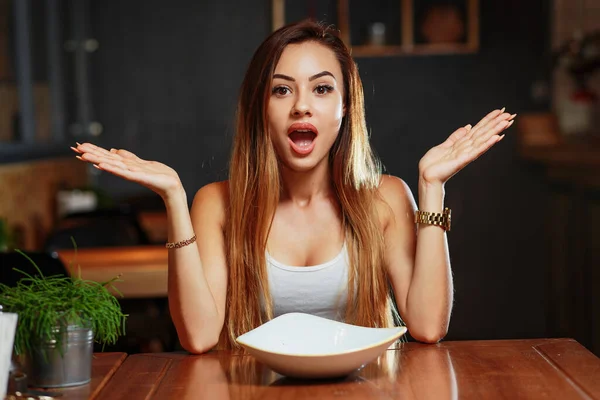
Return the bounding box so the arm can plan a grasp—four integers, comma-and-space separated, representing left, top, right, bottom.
272, 0, 479, 56
517, 114, 600, 357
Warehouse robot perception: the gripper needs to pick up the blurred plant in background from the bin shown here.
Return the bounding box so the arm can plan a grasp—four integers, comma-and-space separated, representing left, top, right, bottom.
553, 29, 600, 137
554, 30, 600, 95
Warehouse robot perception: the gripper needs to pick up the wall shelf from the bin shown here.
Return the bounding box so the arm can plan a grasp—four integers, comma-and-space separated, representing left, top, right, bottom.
272, 0, 479, 57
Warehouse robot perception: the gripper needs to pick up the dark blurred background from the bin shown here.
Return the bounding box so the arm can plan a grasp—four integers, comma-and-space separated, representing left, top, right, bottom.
1, 0, 599, 355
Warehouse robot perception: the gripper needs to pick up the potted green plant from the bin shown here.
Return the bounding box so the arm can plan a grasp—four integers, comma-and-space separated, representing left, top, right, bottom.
0, 250, 127, 388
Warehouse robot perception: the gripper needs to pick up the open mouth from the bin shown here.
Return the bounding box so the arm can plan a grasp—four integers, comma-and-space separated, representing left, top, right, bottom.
289, 130, 316, 150
287, 123, 318, 155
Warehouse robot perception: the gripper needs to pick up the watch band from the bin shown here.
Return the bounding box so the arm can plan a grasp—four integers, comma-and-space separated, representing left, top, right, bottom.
414, 207, 451, 231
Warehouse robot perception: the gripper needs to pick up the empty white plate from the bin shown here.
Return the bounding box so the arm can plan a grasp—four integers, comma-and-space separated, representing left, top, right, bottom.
236, 312, 407, 379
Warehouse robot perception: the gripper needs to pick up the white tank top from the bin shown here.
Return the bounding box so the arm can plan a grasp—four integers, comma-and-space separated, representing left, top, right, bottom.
266, 244, 349, 321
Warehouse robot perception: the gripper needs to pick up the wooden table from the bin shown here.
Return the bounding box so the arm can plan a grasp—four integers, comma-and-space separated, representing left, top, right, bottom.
96, 339, 600, 399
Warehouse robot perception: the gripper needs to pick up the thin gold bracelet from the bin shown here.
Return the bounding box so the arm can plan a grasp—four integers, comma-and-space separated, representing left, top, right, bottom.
165, 234, 197, 249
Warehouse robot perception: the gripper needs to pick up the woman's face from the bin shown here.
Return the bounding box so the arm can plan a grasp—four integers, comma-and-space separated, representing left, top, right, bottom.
267, 41, 345, 173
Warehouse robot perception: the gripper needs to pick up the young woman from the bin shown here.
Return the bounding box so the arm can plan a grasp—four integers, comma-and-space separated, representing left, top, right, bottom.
73, 20, 515, 353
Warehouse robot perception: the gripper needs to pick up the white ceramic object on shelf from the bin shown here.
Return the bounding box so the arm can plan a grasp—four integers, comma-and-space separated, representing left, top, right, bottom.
236, 312, 407, 379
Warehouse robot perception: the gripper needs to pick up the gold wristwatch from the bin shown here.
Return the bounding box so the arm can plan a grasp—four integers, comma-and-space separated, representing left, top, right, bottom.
414, 207, 451, 231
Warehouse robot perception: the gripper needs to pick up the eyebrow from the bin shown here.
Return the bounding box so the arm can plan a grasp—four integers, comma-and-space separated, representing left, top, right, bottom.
272, 71, 336, 82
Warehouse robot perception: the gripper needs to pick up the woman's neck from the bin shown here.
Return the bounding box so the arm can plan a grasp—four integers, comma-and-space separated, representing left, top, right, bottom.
279, 161, 333, 206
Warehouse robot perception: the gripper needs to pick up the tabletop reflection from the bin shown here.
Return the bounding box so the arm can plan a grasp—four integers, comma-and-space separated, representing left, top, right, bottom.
173, 343, 458, 400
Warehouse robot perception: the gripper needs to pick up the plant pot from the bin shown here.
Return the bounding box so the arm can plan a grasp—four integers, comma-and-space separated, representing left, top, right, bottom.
19, 324, 93, 388
557, 90, 598, 138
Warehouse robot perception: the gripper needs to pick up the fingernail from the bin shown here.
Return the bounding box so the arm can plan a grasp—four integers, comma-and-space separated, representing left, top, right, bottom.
70, 146, 81, 153
466, 124, 472, 129
93, 164, 101, 169
509, 113, 517, 120
500, 107, 506, 113
76, 142, 82, 146
498, 134, 506, 141
507, 120, 514, 127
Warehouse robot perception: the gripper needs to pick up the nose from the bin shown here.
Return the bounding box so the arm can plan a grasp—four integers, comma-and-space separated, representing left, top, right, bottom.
291, 91, 312, 117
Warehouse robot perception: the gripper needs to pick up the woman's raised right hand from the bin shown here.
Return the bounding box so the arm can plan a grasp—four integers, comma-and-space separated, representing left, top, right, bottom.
72, 143, 183, 200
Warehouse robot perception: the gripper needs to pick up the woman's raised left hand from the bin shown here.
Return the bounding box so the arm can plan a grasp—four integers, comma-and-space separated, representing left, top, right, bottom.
418, 108, 516, 185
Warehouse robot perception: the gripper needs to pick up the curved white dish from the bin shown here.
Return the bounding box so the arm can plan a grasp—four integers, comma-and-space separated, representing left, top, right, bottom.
236, 312, 407, 379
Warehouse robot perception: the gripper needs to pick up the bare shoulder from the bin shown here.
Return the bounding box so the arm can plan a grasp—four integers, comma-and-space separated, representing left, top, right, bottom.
191, 180, 229, 226
376, 175, 417, 229
378, 175, 410, 200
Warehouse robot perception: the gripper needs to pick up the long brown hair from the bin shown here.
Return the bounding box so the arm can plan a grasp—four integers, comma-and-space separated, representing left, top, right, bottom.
224, 20, 396, 348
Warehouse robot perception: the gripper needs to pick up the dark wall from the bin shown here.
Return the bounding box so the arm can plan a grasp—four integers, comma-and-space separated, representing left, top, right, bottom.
90, 0, 552, 340
90, 0, 271, 198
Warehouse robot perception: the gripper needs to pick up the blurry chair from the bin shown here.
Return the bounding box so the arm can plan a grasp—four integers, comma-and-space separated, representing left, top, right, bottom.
0, 251, 68, 287
123, 194, 168, 244
44, 205, 150, 253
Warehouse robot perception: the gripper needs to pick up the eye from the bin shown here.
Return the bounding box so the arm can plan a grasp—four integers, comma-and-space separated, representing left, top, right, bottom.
272, 86, 291, 96
315, 85, 334, 95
